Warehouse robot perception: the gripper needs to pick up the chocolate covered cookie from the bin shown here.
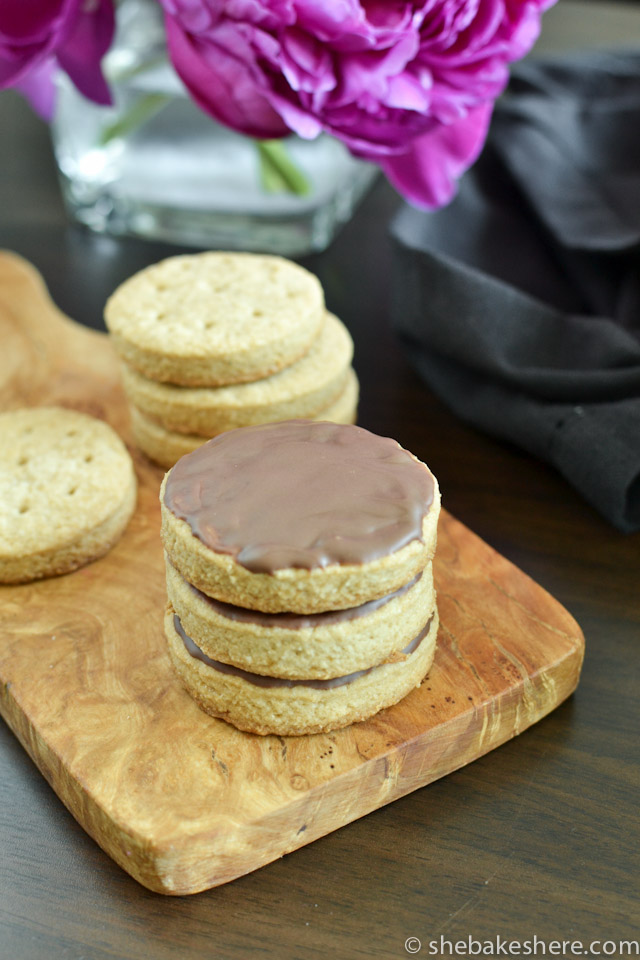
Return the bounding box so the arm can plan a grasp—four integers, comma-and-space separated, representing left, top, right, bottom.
165, 605, 439, 736
166, 557, 435, 679
160, 420, 440, 736
161, 420, 440, 614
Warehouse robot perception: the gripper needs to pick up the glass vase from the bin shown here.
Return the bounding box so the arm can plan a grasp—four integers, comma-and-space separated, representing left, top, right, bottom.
50, 0, 377, 256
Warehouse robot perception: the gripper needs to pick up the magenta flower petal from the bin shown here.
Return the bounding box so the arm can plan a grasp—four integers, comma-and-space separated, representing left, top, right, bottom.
164, 14, 289, 139
157, 0, 556, 207
0, 0, 115, 114
0, 0, 70, 49
381, 102, 494, 209
0, 0, 75, 87
56, 0, 115, 105
12, 57, 57, 120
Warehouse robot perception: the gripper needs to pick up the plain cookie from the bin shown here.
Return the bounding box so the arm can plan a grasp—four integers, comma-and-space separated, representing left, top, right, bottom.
130, 368, 359, 468
0, 407, 137, 583
105, 252, 325, 386
120, 312, 353, 436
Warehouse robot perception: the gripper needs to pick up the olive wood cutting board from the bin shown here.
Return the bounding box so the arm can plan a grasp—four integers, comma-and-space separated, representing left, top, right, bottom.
0, 251, 585, 895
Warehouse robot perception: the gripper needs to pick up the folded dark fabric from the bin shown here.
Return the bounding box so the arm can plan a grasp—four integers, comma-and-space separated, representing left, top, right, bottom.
390, 50, 640, 532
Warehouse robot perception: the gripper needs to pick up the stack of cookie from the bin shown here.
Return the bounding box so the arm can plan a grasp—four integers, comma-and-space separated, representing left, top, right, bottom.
105, 252, 358, 468
160, 419, 441, 737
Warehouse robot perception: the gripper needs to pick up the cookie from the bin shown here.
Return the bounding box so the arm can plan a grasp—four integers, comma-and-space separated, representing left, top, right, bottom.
161, 420, 440, 614
166, 557, 435, 679
161, 419, 441, 735
105, 252, 325, 387
120, 312, 353, 436
0, 407, 136, 584
165, 604, 439, 736
130, 368, 360, 469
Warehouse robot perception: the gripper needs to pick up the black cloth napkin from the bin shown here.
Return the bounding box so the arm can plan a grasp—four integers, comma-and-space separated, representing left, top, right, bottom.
390, 50, 640, 532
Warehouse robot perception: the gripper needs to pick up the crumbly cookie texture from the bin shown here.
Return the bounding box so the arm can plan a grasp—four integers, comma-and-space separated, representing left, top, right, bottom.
130, 368, 359, 469
104, 252, 325, 387
120, 312, 353, 436
166, 557, 435, 679
162, 491, 438, 613
165, 604, 439, 736
0, 407, 137, 583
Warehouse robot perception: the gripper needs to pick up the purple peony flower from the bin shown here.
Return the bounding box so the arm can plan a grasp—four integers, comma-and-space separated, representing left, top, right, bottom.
0, 0, 116, 120
159, 0, 555, 208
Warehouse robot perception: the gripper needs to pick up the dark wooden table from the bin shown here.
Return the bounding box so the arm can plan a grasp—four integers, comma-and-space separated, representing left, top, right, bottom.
1, 9, 639, 957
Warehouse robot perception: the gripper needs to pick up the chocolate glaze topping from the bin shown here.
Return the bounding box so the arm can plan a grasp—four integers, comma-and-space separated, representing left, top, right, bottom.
174, 613, 433, 689
187, 571, 422, 628
164, 420, 435, 573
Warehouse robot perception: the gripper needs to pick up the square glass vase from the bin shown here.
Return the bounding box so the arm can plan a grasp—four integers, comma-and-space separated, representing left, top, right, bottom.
50, 7, 377, 257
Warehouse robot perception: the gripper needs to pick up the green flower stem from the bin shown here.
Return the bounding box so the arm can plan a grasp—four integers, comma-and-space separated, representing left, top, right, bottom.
99, 93, 171, 146
110, 55, 168, 85
256, 139, 311, 195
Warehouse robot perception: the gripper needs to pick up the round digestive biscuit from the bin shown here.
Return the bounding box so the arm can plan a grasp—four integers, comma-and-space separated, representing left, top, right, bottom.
0, 407, 137, 584
166, 557, 435, 680
161, 420, 440, 614
165, 604, 439, 736
130, 367, 359, 469
104, 252, 325, 386
120, 312, 353, 436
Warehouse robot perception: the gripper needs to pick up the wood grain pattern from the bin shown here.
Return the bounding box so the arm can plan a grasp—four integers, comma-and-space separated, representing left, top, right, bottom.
0, 252, 585, 895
